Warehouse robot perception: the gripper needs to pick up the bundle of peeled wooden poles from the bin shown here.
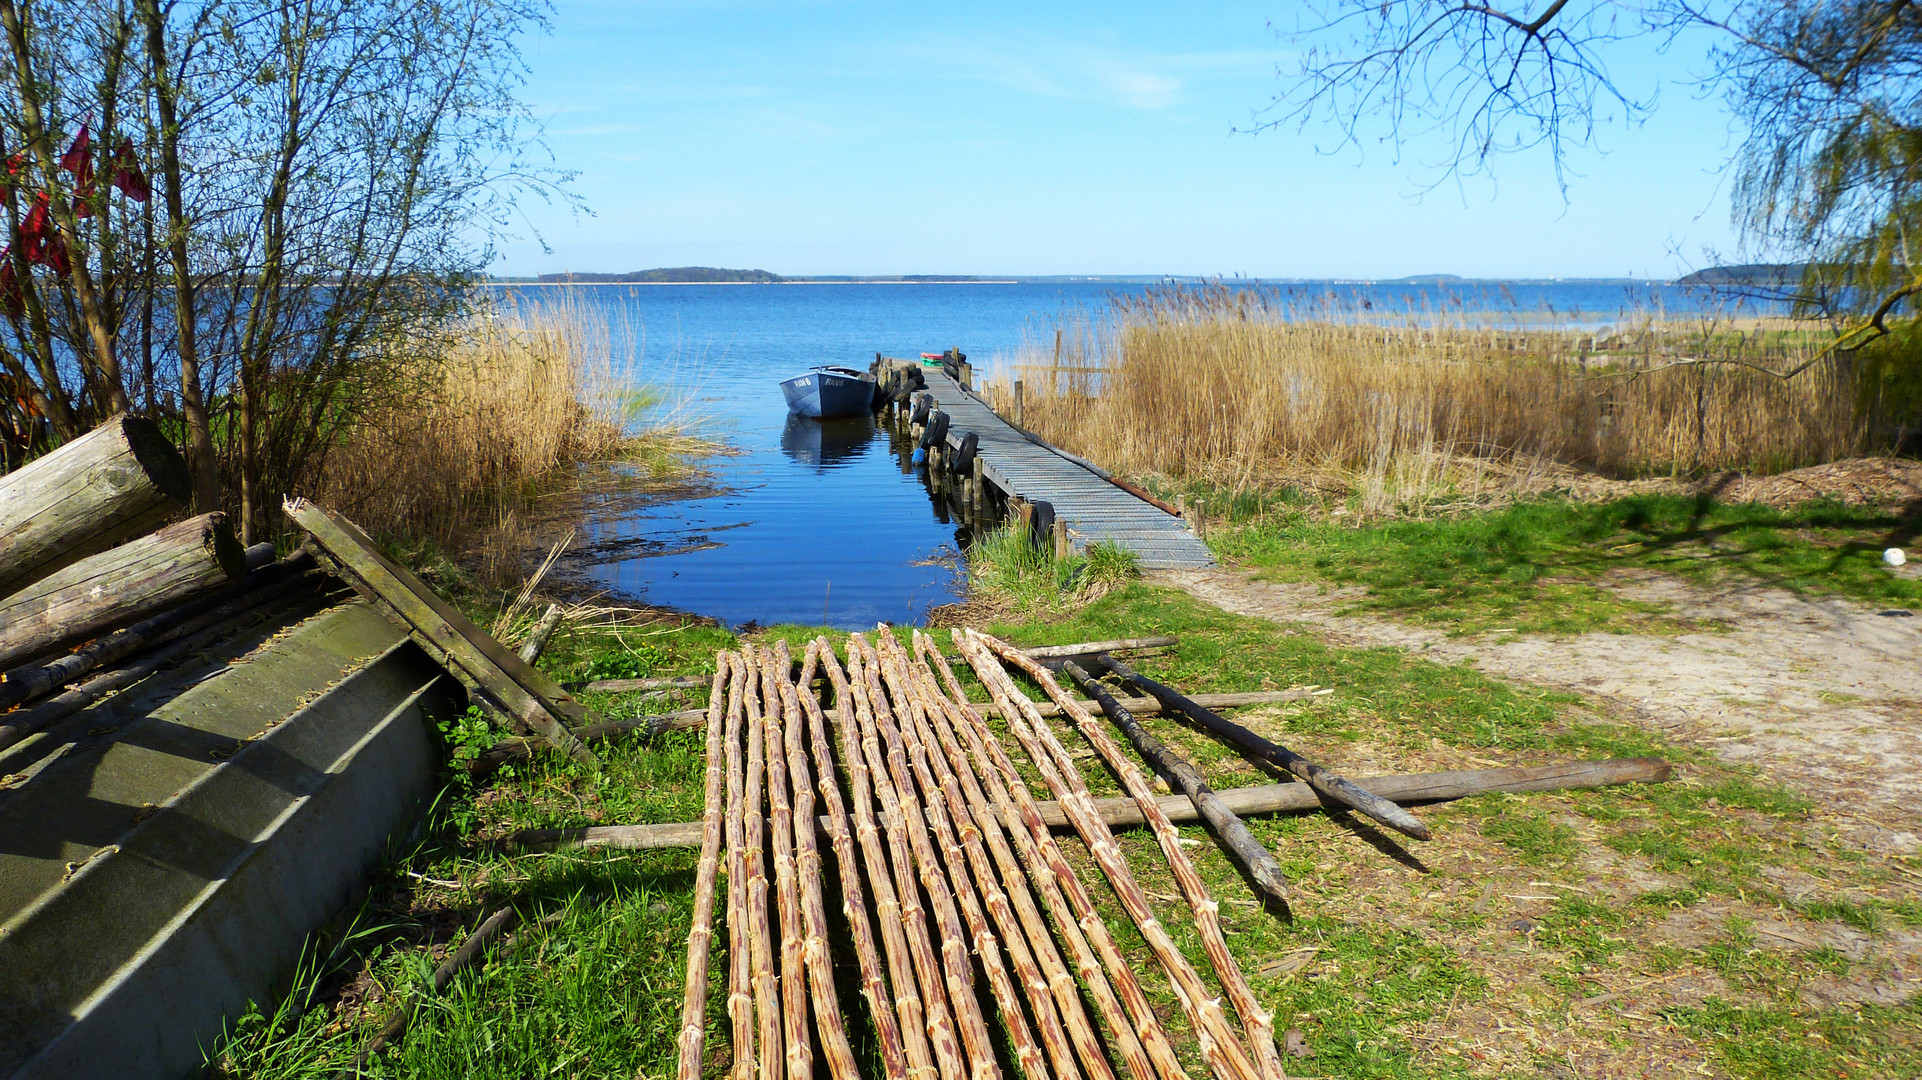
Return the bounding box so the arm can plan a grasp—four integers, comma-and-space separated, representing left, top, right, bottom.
675, 627, 1336, 1080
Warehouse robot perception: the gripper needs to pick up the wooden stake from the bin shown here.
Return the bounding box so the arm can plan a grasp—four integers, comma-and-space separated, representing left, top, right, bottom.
820, 642, 949, 1080
1061, 662, 1291, 909
902, 633, 1110, 1080
515, 603, 565, 665
850, 634, 997, 1080
942, 632, 1193, 1080
721, 656, 756, 1080
1097, 655, 1429, 841
755, 648, 812, 1080
872, 633, 1053, 1080
992, 639, 1283, 1080
958, 632, 1257, 1080
770, 642, 861, 1080
741, 645, 784, 1080
677, 656, 733, 1080
796, 640, 910, 1080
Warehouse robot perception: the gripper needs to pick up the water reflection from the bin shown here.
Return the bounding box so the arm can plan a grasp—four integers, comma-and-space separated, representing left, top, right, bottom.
779, 413, 876, 472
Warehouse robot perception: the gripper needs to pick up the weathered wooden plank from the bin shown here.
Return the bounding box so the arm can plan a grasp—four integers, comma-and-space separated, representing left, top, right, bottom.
284, 498, 598, 765
0, 414, 194, 597
0, 512, 245, 669
507, 758, 1675, 851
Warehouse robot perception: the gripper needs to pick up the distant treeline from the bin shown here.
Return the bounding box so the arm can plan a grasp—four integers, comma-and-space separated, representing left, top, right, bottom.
538, 267, 783, 283
1674, 264, 1808, 287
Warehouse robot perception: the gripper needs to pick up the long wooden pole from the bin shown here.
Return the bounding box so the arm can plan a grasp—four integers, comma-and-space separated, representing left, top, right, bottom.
959, 632, 1259, 1080
872, 633, 1051, 1080
850, 634, 999, 1080
771, 642, 861, 1080
677, 656, 733, 1080
993, 638, 1285, 1080
755, 647, 813, 1080
1060, 661, 1292, 909
511, 756, 1678, 854
797, 639, 910, 1080
821, 641, 950, 1080
896, 633, 1105, 1080
741, 645, 784, 1080
720, 656, 756, 1080
943, 632, 1193, 1080
1098, 655, 1430, 841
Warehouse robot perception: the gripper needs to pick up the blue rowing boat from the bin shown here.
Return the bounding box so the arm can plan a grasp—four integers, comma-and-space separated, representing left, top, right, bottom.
780, 366, 875, 418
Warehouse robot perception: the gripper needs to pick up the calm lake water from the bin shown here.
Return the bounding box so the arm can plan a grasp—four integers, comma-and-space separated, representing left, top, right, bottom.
491, 280, 1776, 630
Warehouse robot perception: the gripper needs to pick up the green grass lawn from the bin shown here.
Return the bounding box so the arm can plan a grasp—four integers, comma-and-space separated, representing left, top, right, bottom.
206, 581, 1922, 1080
1208, 494, 1922, 635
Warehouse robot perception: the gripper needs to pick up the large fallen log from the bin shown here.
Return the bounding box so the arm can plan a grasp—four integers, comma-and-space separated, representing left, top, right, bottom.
0, 549, 310, 711
0, 414, 194, 597
505, 757, 1672, 852
0, 512, 246, 669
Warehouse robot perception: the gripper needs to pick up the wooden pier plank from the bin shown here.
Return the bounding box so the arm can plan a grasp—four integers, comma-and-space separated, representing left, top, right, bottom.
919, 372, 1214, 570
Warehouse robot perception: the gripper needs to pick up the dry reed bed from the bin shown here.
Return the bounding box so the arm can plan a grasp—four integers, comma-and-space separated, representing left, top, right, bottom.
987, 289, 1876, 507
312, 296, 659, 560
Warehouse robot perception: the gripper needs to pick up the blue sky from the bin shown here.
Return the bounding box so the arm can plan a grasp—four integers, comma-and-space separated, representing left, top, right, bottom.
496, 2, 1742, 280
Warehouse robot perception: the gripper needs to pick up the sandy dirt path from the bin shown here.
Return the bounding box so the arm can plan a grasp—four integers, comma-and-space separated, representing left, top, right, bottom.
1153, 567, 1922, 856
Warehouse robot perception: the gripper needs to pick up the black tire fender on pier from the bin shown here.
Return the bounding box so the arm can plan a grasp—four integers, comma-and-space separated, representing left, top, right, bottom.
1029, 500, 1055, 549
953, 431, 979, 476
919, 409, 950, 450
910, 393, 933, 425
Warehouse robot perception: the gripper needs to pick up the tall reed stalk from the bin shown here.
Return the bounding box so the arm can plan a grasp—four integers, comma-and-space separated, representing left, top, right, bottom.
987, 285, 1878, 509
310, 291, 670, 550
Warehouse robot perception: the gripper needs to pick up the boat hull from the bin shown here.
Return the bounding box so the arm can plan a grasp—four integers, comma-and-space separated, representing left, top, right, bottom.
781, 370, 874, 418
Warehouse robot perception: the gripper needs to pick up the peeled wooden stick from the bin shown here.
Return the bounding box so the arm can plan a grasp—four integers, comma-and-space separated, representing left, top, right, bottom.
1061, 661, 1291, 910
895, 636, 1098, 1080
756, 648, 813, 1080
957, 632, 1258, 1080
721, 656, 756, 1080
677, 656, 733, 1080
1097, 655, 1429, 841
797, 640, 910, 1080
938, 633, 1192, 1080
989, 637, 1282, 1080
911, 633, 1137, 1080
771, 641, 860, 1080
741, 645, 784, 1080
846, 639, 969, 1080
851, 634, 999, 1080
872, 633, 1051, 1080
822, 642, 951, 1080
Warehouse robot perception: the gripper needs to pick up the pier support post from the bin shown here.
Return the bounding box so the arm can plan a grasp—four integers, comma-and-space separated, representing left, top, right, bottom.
1012, 379, 1024, 428
1052, 518, 1070, 561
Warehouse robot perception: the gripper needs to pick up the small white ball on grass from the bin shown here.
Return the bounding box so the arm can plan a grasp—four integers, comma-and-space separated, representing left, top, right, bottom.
1885, 548, 1907, 567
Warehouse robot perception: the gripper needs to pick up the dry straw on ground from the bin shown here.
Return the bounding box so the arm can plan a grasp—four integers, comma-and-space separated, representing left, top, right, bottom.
986, 285, 1879, 512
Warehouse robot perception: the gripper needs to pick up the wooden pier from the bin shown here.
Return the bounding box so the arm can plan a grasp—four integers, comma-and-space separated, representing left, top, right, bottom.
875, 357, 1214, 570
